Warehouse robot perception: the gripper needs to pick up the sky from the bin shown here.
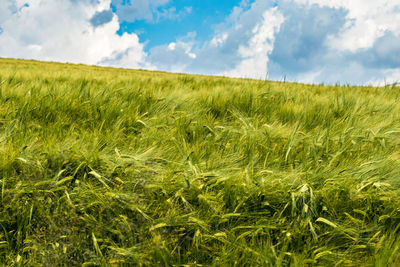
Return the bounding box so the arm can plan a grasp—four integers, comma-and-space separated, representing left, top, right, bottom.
0, 0, 399, 85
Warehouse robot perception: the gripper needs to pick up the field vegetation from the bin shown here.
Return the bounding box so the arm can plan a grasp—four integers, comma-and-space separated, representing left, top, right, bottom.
1, 58, 400, 266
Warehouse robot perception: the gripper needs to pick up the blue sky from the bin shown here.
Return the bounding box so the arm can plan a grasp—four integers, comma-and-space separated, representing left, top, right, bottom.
113, 0, 242, 48
0, 0, 399, 85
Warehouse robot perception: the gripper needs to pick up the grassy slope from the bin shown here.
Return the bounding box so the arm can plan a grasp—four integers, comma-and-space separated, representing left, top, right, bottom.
1, 58, 400, 266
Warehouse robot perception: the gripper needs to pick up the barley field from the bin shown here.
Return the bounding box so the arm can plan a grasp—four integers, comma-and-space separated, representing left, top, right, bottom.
1, 58, 400, 266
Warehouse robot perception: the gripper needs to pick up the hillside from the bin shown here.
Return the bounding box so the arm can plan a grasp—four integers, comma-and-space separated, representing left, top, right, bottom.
1, 58, 400, 266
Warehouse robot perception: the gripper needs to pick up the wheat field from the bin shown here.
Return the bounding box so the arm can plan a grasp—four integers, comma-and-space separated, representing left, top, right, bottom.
0, 58, 400, 266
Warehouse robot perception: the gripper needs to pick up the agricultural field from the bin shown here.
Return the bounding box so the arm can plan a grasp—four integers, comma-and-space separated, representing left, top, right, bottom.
1, 58, 400, 266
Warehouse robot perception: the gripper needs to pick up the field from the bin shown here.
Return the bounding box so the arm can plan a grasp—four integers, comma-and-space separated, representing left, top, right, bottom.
1, 58, 400, 266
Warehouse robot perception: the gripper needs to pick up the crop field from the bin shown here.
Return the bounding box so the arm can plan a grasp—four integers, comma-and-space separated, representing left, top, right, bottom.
1, 58, 400, 266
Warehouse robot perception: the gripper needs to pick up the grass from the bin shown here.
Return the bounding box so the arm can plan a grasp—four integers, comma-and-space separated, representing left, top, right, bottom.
1, 57, 400, 266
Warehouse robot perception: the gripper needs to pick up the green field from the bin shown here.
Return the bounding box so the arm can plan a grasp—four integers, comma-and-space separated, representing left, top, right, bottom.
1, 58, 400, 266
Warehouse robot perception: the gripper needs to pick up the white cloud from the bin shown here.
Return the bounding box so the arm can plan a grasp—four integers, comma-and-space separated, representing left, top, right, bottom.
0, 0, 399, 85
147, 1, 281, 78
143, 0, 399, 85
168, 42, 176, 51
110, 0, 191, 23
156, 6, 192, 22
0, 0, 151, 69
210, 33, 228, 47
188, 52, 196, 59
111, 0, 169, 22
220, 7, 284, 79
149, 33, 197, 73
263, 0, 400, 85
368, 69, 400, 86
0, 1, 14, 25
296, 0, 400, 52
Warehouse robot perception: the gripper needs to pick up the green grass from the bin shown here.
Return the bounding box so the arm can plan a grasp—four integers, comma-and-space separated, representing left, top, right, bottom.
1, 57, 400, 266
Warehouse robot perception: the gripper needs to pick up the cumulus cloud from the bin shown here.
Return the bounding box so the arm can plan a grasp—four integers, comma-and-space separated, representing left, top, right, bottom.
351, 32, 400, 70
280, 0, 400, 84
299, 0, 400, 52
111, 0, 169, 22
148, 1, 281, 78
147, 0, 400, 85
110, 0, 191, 23
148, 32, 197, 73
0, 0, 151, 69
156, 6, 192, 22
268, 3, 347, 74
90, 9, 114, 28
0, 0, 399, 85
220, 7, 284, 79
